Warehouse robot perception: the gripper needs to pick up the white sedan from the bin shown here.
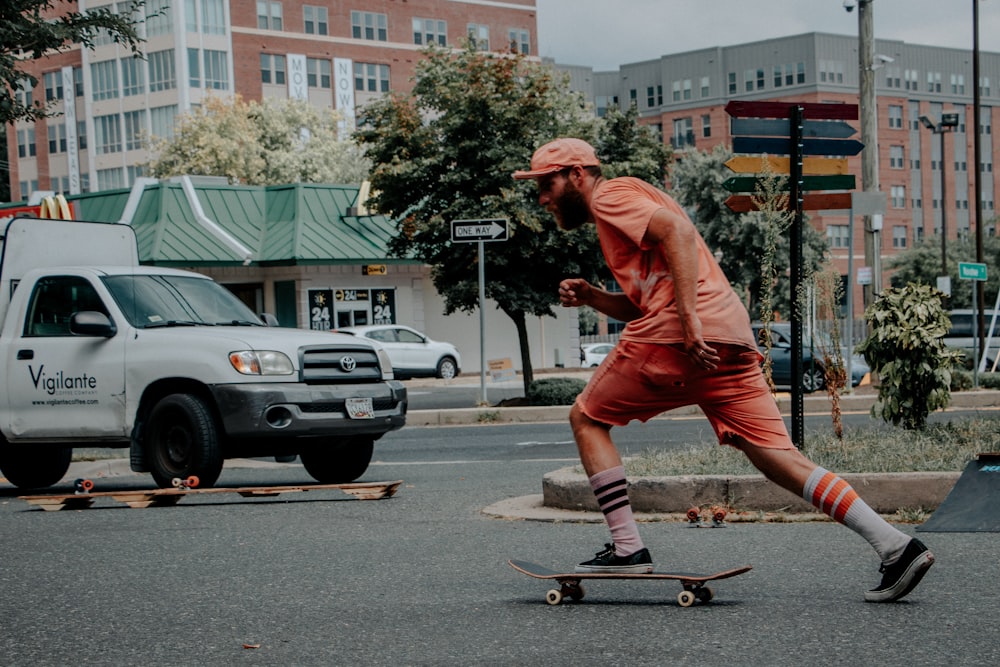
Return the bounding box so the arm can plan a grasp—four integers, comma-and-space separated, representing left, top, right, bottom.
580, 342, 615, 367
337, 324, 461, 380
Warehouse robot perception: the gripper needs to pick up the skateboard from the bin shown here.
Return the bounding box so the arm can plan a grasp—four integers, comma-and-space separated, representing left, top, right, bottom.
508, 559, 752, 607
686, 506, 728, 528
18, 480, 403, 511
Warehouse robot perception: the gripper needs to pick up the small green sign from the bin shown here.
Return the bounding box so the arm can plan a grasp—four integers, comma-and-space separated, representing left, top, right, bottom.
959, 262, 988, 281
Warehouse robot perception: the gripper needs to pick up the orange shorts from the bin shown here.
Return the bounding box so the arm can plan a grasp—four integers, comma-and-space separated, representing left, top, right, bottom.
576, 340, 794, 450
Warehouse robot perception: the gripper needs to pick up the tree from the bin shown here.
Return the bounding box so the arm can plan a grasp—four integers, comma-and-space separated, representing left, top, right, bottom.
1, 0, 144, 125
670, 145, 828, 319
356, 45, 601, 392
594, 104, 671, 185
145, 95, 369, 185
887, 233, 1000, 311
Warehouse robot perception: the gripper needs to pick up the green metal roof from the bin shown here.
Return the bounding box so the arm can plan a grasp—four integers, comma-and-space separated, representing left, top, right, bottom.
0, 179, 409, 267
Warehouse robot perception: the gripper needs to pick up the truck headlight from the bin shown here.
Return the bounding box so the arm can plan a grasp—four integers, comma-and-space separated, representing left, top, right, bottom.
229, 350, 294, 375
376, 347, 394, 378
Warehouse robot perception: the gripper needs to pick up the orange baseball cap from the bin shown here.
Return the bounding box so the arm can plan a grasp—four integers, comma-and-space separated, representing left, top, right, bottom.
512, 138, 601, 179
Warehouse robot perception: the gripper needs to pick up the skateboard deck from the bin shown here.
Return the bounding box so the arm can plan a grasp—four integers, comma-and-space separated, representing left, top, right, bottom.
18, 480, 403, 511
508, 559, 752, 607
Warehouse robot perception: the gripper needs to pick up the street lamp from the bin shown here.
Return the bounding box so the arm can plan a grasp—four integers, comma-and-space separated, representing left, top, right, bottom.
920, 113, 960, 280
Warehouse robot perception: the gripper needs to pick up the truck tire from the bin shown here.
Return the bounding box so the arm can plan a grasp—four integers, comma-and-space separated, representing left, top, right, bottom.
145, 393, 223, 489
300, 437, 374, 483
0, 445, 71, 489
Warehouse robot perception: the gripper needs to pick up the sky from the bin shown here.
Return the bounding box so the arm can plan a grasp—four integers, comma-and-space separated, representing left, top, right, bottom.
536, 0, 1000, 70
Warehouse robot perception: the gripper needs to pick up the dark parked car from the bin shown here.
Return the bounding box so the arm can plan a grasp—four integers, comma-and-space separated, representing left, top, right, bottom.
751, 322, 870, 392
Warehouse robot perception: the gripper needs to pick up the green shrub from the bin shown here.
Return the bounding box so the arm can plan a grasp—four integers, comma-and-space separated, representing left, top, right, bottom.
526, 377, 587, 406
951, 369, 973, 391
857, 283, 964, 429
979, 372, 1000, 390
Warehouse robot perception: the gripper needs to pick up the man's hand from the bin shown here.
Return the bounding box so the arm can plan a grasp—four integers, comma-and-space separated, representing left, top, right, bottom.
559, 278, 593, 308
681, 315, 720, 370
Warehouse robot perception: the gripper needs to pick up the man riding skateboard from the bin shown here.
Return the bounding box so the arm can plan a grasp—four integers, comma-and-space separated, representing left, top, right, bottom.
513, 138, 933, 602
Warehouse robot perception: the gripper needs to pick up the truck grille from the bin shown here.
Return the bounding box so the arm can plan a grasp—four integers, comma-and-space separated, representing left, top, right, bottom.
299, 344, 383, 384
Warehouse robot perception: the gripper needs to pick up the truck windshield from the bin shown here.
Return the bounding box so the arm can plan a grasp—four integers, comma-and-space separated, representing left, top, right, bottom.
102, 274, 263, 329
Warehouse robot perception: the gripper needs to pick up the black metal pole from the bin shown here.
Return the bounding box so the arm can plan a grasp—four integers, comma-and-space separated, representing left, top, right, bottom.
789, 106, 805, 449
973, 0, 986, 357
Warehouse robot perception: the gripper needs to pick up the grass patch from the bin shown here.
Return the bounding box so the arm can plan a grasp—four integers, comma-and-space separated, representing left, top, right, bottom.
621, 417, 998, 477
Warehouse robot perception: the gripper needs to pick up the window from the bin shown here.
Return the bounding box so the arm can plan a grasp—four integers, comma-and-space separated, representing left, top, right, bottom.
25, 276, 108, 338
927, 71, 942, 92
307, 58, 331, 88
700, 76, 710, 97
413, 18, 446, 46
123, 109, 144, 151
353, 11, 387, 41
819, 60, 844, 84
744, 69, 754, 92
257, 1, 282, 30
797, 61, 805, 84
73, 67, 84, 97
884, 67, 901, 89
951, 74, 966, 95
892, 225, 908, 249
148, 50, 176, 92
260, 54, 286, 85
682, 79, 691, 100
702, 114, 711, 138
889, 145, 904, 169
204, 0, 226, 34
671, 117, 694, 149
304, 5, 328, 35
467, 23, 489, 50
728, 72, 737, 95
756, 68, 765, 90
16, 128, 36, 158
888, 105, 903, 129
672, 80, 681, 102
648, 85, 663, 108
43, 71, 63, 102
774, 65, 783, 88
97, 168, 125, 190
77, 120, 88, 150
203, 50, 228, 90
981, 76, 991, 97
121, 56, 145, 96
508, 28, 529, 54
48, 123, 67, 154
91, 60, 119, 101
891, 185, 906, 209
188, 48, 201, 87
905, 69, 919, 91
149, 105, 177, 140
95, 113, 122, 154
826, 224, 849, 249
145, 0, 173, 36
354, 62, 390, 92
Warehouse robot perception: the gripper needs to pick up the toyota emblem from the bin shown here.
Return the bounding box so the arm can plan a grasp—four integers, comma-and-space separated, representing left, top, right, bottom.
339, 355, 357, 372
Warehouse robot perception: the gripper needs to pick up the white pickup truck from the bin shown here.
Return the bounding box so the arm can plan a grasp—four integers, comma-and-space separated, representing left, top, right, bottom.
0, 217, 406, 489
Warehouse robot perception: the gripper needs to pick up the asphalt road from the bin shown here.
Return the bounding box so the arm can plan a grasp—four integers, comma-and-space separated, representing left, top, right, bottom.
3, 413, 1000, 665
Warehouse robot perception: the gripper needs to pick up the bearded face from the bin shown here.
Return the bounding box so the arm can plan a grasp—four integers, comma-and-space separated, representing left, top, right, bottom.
551, 176, 591, 231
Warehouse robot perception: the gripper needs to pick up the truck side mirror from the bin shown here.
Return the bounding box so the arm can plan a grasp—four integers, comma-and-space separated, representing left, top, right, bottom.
259, 313, 280, 327
70, 311, 117, 338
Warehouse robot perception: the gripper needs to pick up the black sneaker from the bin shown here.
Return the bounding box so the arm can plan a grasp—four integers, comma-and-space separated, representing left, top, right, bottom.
865, 538, 935, 602
575, 543, 653, 573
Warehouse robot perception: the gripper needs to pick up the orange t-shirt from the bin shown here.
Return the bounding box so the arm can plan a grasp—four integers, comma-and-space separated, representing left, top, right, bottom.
590, 177, 756, 349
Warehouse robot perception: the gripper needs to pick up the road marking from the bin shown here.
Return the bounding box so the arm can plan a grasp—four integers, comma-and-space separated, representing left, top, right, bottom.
515, 440, 575, 446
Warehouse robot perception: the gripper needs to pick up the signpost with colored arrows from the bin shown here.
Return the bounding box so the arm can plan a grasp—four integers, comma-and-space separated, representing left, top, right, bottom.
724, 100, 862, 448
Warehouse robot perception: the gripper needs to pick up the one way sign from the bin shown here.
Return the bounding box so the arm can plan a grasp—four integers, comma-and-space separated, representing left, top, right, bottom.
450, 218, 509, 243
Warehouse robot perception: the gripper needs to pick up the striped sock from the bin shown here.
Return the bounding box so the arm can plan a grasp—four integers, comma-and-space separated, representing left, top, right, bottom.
589, 466, 644, 557
803, 467, 909, 562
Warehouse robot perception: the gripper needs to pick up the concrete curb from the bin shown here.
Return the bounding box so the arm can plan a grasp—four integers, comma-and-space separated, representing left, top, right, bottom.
408, 389, 1000, 426
541, 466, 960, 515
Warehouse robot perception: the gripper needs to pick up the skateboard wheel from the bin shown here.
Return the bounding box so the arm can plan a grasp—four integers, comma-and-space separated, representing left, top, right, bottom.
686, 507, 701, 522
81, 479, 94, 492
171, 477, 183, 488
545, 589, 563, 605
677, 590, 697, 607
185, 475, 200, 489
712, 508, 727, 522
696, 587, 714, 603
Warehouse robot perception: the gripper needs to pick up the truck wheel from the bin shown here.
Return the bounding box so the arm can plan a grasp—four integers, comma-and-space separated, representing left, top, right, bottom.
802, 366, 825, 393
0, 445, 71, 489
300, 437, 374, 483
145, 394, 223, 489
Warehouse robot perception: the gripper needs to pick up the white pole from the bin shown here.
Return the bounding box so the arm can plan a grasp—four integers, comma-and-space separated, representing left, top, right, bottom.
478, 240, 487, 405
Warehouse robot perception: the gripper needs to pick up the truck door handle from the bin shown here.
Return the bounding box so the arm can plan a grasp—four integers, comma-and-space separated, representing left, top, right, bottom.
17, 349, 33, 360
